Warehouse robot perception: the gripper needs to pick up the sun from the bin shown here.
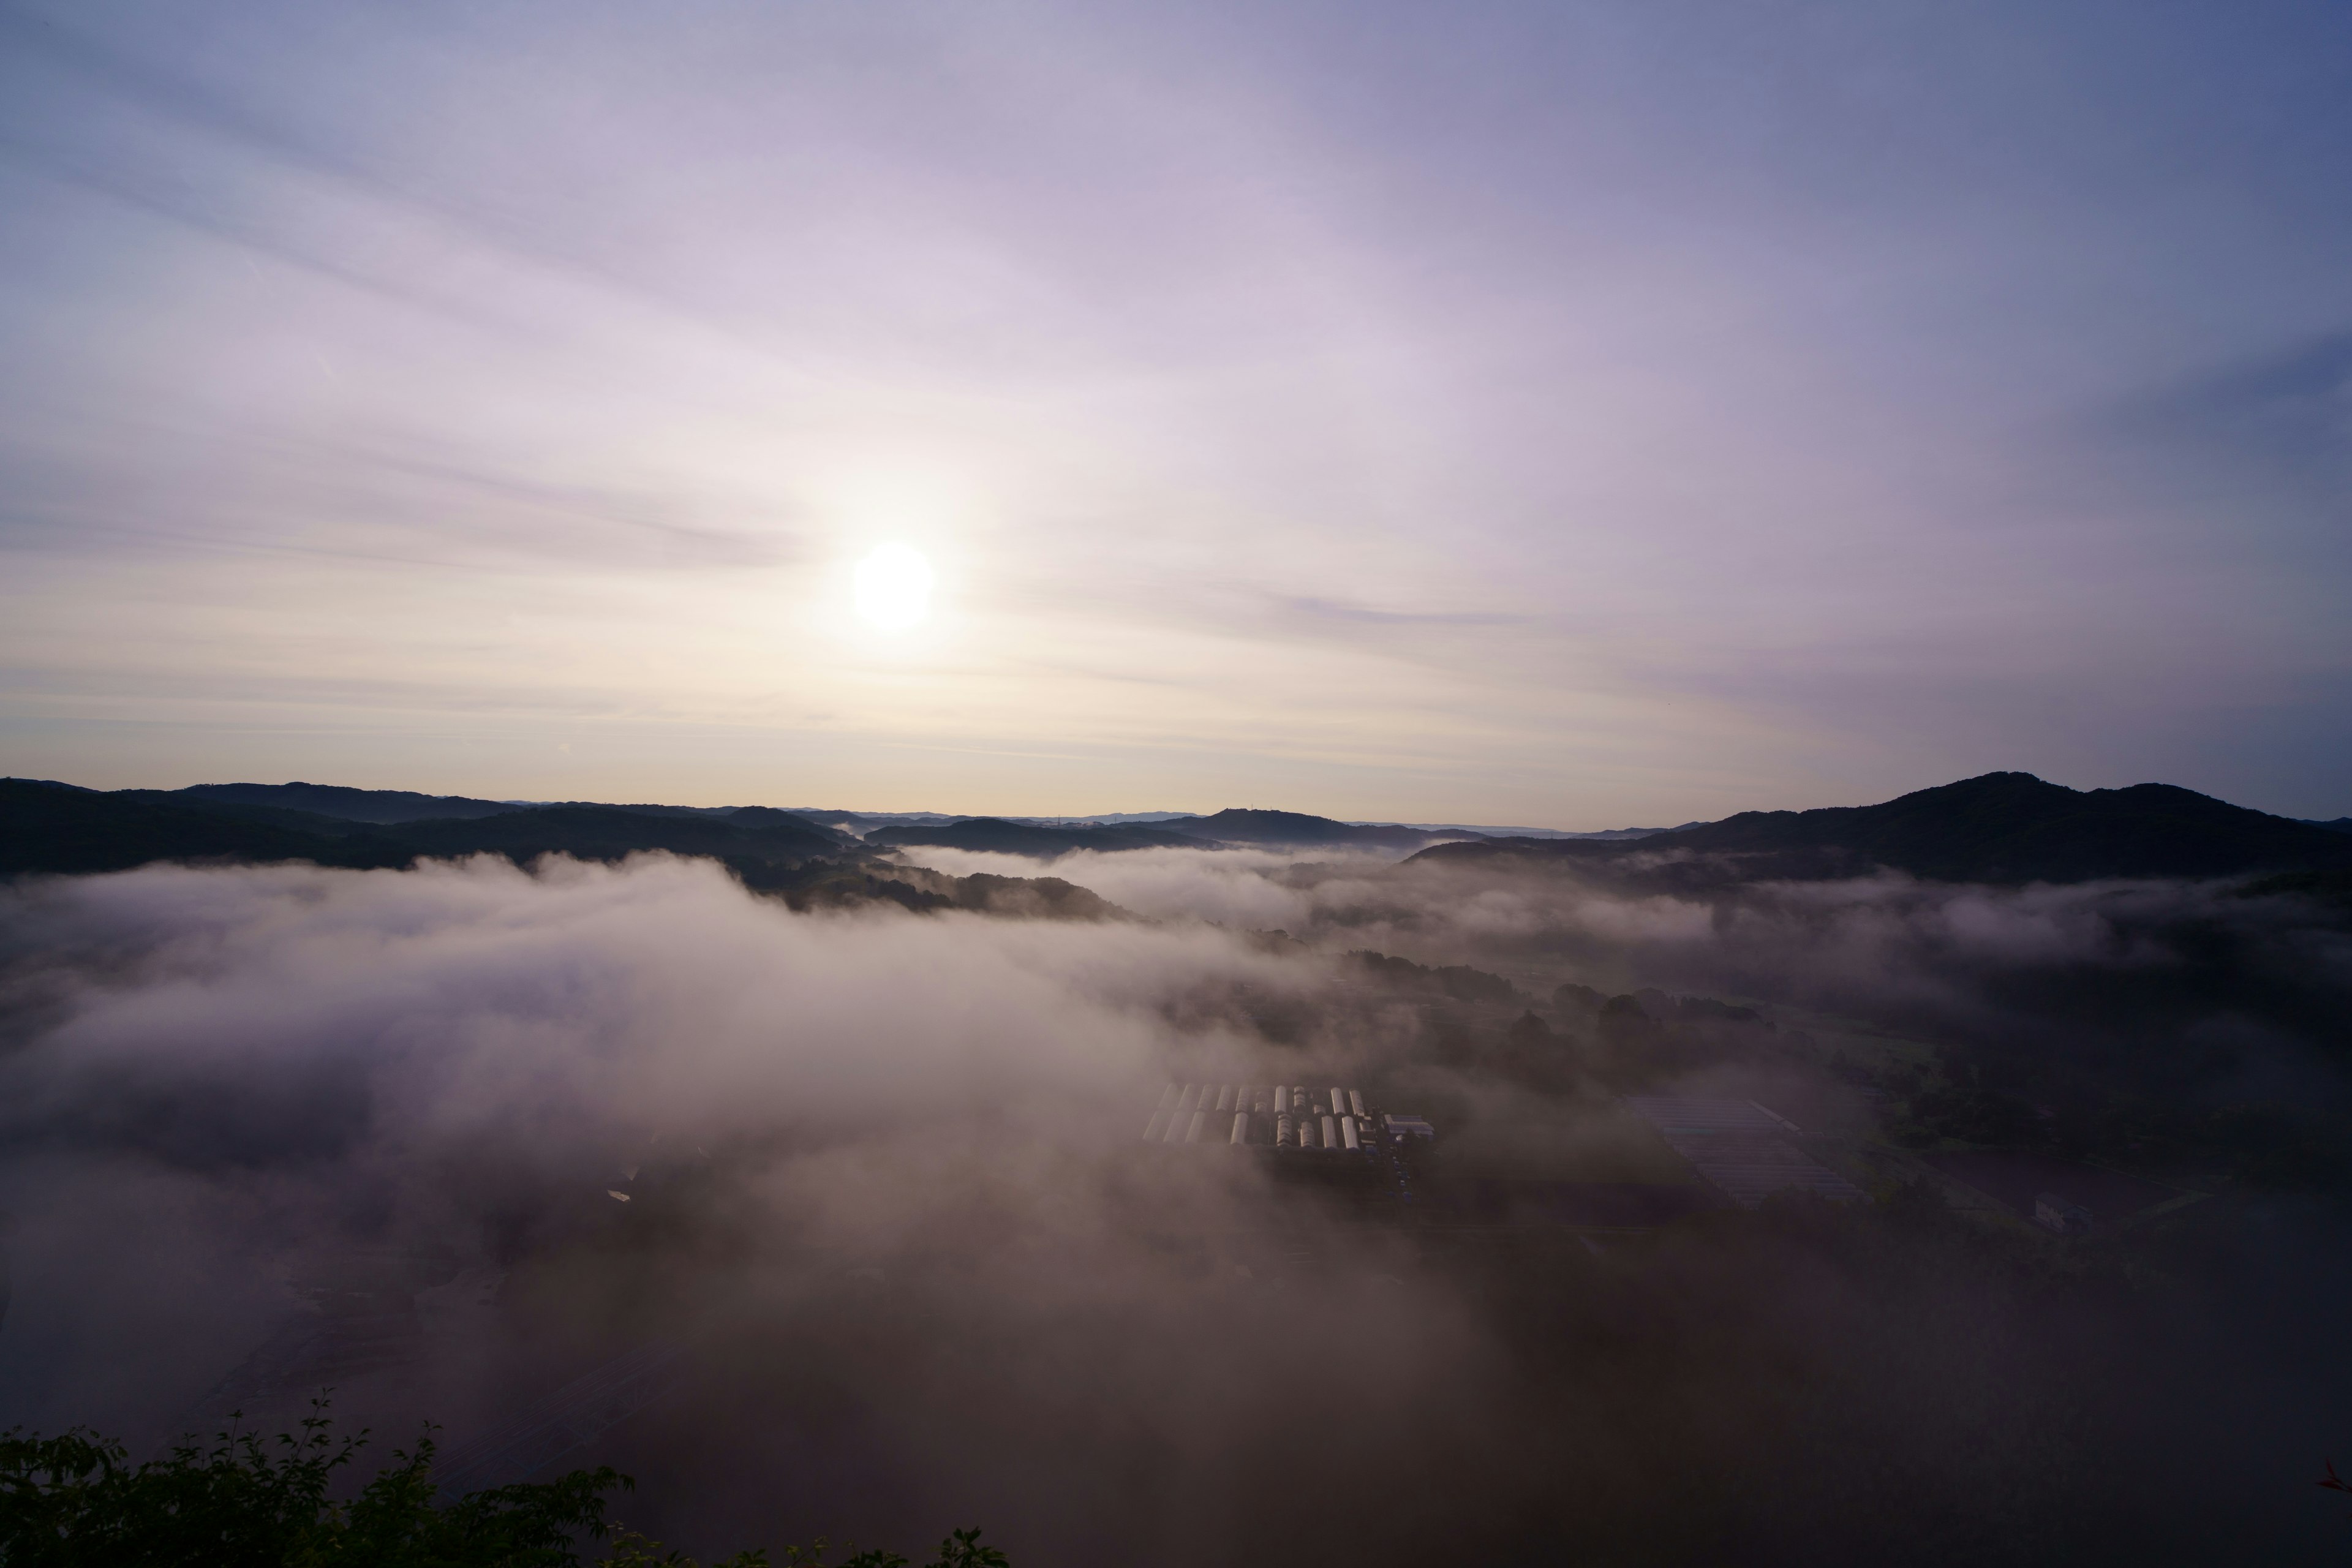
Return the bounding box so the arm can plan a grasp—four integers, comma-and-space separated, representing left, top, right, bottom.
853, 543, 934, 631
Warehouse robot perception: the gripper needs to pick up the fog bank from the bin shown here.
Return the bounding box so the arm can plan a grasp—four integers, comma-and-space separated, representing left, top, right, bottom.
2, 850, 2349, 1563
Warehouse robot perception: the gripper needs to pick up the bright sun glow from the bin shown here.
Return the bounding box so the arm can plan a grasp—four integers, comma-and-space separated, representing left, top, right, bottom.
853, 543, 935, 631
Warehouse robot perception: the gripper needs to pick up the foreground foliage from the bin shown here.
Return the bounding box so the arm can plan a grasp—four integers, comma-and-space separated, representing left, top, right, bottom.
0, 1406, 1003, 1568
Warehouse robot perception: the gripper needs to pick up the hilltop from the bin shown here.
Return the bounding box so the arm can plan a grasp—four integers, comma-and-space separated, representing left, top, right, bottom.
871, 807, 1485, 858
176, 780, 523, 823
865, 818, 1205, 856
0, 779, 848, 878
1411, 772, 2352, 886
1153, 808, 1486, 851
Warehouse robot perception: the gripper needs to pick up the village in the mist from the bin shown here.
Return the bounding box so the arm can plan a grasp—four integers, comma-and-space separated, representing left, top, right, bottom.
3, 772, 2351, 1563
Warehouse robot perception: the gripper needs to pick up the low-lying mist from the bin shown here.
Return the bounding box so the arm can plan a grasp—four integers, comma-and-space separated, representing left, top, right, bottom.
892, 840, 2352, 1079
4, 848, 2350, 1564
880, 842, 1401, 930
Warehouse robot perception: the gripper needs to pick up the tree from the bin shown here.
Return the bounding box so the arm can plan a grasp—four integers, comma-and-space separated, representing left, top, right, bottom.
0, 1403, 1003, 1568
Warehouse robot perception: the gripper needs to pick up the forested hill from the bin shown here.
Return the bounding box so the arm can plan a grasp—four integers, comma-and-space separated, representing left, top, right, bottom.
1409, 772, 2352, 886
1154, 808, 1485, 851
0, 779, 849, 878
0, 780, 1483, 878
872, 809, 1490, 856
865, 818, 1203, 857
179, 780, 522, 823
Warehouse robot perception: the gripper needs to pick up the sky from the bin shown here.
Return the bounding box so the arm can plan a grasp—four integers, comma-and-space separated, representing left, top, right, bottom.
0, 0, 2346, 826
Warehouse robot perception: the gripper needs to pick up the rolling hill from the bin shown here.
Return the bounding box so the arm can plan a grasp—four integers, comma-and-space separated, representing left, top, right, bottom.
176, 780, 525, 823
1411, 772, 2352, 886
0, 779, 407, 876
1154, 809, 1487, 851
865, 818, 1204, 857
869, 809, 1488, 857
0, 780, 848, 878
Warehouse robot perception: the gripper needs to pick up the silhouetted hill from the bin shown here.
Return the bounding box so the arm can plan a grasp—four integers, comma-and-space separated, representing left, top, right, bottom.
872, 809, 1492, 856
111, 791, 393, 838
1158, 809, 1485, 851
0, 782, 1163, 933
867, 817, 1201, 857
787, 809, 960, 834
1, 782, 845, 879
1411, 772, 2352, 886
390, 805, 845, 863
728, 805, 846, 835
1380, 818, 1696, 840
178, 781, 524, 823
2307, 817, 2352, 835
1, 778, 408, 876
170, 783, 866, 841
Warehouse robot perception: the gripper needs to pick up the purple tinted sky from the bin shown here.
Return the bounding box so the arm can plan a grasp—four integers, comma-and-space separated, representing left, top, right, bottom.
1, 0, 2346, 824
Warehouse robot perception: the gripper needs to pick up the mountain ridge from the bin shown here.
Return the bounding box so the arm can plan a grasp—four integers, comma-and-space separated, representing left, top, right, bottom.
862, 807, 1488, 857
9, 772, 2345, 888
1410, 772, 2352, 886
0, 780, 849, 878
1153, 808, 1485, 851
865, 818, 1206, 857
34, 780, 1733, 845
180, 780, 524, 823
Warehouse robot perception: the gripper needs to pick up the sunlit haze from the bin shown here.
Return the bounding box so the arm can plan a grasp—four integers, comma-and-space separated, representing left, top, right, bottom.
853, 543, 935, 633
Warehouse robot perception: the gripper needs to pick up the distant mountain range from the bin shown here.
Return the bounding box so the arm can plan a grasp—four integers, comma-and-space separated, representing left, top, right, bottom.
1161, 808, 1489, 851
1383, 821, 1691, 841
176, 780, 526, 823
121, 785, 1547, 847
2, 780, 1480, 879
39, 781, 1668, 849
866, 807, 1489, 858
4, 772, 2345, 888
1412, 772, 2352, 886
865, 819, 1207, 856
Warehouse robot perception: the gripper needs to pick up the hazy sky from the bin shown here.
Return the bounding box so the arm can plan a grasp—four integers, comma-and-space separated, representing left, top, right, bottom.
1, 0, 2346, 824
